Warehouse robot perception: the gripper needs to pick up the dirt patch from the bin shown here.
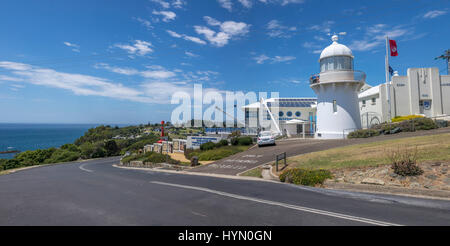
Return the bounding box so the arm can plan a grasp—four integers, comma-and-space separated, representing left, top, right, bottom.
328, 161, 450, 191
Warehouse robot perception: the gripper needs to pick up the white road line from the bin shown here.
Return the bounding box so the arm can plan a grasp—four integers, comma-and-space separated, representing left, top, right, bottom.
151, 181, 403, 226
79, 163, 93, 173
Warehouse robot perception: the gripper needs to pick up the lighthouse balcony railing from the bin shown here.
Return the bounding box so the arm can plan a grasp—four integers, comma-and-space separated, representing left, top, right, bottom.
310, 70, 366, 85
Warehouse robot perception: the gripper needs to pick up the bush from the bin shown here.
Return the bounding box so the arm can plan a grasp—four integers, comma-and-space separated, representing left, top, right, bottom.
104, 140, 119, 156
230, 137, 239, 146
44, 149, 80, 164
387, 146, 423, 176
200, 142, 216, 151
237, 136, 253, 145
61, 144, 81, 153
348, 129, 380, 138
79, 142, 95, 159
217, 139, 229, 147
392, 115, 424, 123
279, 168, 333, 186
414, 118, 437, 131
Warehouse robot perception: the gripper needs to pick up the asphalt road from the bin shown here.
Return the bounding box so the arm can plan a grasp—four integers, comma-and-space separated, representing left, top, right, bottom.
189, 127, 450, 175
0, 157, 449, 226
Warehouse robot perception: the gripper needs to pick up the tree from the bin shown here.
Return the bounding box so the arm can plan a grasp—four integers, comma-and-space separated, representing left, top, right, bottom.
105, 140, 119, 156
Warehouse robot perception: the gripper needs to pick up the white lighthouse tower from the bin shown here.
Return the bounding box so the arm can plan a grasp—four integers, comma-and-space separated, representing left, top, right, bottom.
310, 35, 365, 139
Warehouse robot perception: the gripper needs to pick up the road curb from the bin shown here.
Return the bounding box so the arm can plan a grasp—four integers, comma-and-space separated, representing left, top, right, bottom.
324, 181, 450, 201
113, 164, 280, 183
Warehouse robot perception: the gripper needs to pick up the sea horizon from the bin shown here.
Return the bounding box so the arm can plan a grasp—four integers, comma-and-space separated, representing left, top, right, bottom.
0, 123, 131, 160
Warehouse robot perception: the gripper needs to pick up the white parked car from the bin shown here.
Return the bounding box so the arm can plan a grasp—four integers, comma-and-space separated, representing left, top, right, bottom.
257, 131, 276, 147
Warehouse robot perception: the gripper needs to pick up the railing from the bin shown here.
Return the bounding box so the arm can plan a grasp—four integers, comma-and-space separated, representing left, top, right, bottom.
310, 70, 366, 85
275, 152, 287, 172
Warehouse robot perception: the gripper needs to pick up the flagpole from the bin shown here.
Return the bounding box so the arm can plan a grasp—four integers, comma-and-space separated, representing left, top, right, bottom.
385, 36, 392, 124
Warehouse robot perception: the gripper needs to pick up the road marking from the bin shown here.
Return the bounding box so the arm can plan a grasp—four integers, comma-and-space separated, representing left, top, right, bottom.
79, 163, 94, 173
151, 181, 402, 226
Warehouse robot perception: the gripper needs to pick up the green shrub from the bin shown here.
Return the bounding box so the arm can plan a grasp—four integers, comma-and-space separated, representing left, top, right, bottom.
414, 118, 437, 131
104, 140, 119, 156
61, 144, 81, 153
348, 129, 380, 138
200, 142, 216, 151
217, 139, 229, 147
387, 146, 423, 176
44, 149, 80, 164
230, 137, 239, 146
279, 168, 332, 186
79, 142, 95, 159
237, 136, 253, 146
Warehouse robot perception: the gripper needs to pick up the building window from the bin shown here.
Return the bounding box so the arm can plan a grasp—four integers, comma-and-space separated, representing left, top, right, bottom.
333, 100, 337, 113
279, 111, 284, 117
295, 111, 301, 117
287, 111, 293, 117
371, 98, 376, 105
362, 100, 366, 106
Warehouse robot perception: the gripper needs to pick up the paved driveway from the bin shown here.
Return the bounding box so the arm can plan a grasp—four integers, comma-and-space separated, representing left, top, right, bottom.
188, 127, 450, 175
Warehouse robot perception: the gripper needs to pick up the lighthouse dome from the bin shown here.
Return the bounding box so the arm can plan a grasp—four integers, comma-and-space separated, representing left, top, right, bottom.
320, 35, 353, 60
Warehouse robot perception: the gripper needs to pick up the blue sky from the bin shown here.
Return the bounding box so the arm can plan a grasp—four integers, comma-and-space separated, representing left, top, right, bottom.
0, 0, 449, 124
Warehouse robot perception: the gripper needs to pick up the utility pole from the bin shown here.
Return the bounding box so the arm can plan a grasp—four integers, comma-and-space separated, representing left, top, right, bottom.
435, 49, 450, 75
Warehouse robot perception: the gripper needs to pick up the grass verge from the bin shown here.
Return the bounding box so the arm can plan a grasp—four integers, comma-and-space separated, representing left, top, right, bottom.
186, 145, 251, 161
284, 133, 450, 171
240, 167, 263, 178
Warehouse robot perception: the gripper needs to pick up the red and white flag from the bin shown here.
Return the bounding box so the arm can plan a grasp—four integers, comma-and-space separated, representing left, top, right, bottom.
389, 39, 398, 56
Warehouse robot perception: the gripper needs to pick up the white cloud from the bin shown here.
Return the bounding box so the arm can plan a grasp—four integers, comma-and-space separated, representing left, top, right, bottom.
309, 20, 335, 33
253, 54, 295, 64
114, 40, 153, 56
349, 24, 413, 51
217, 0, 233, 12
185, 51, 199, 57
152, 10, 176, 22
258, 0, 304, 6
266, 20, 297, 38
195, 26, 230, 47
0, 61, 223, 104
182, 35, 208, 45
134, 17, 153, 30
150, 0, 170, 8
194, 18, 250, 47
95, 63, 176, 79
221, 21, 250, 35
167, 30, 207, 45
238, 0, 253, 8
253, 54, 270, 64
204, 16, 221, 26
94, 63, 139, 76
0, 75, 24, 82
172, 0, 187, 8
0, 61, 150, 103
272, 56, 296, 63
423, 10, 447, 19
63, 41, 80, 52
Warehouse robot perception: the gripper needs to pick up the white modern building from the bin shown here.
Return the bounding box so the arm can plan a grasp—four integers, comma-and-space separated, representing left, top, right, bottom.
242, 98, 317, 137
359, 67, 450, 127
310, 35, 365, 139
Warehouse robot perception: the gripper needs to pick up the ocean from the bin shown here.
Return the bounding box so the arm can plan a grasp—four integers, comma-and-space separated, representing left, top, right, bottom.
0, 123, 100, 159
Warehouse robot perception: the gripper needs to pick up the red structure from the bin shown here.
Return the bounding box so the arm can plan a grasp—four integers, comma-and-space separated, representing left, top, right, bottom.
157, 121, 165, 143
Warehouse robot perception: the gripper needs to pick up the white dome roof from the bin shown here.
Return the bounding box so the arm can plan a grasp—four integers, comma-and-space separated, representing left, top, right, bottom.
319, 35, 353, 60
